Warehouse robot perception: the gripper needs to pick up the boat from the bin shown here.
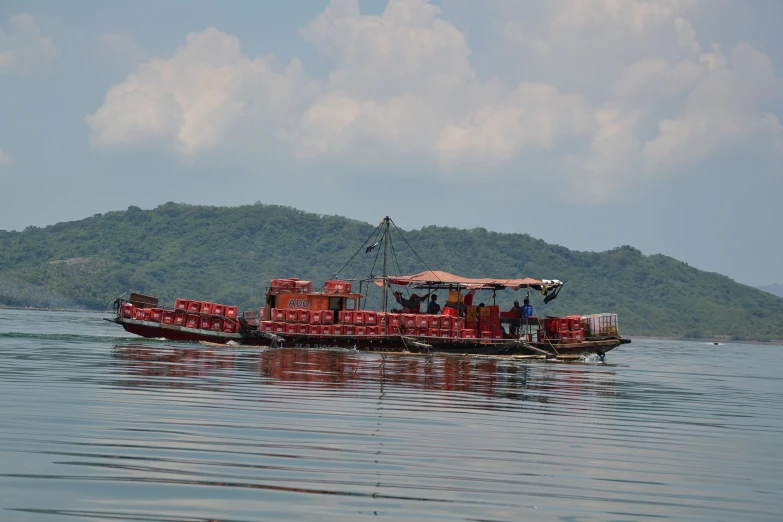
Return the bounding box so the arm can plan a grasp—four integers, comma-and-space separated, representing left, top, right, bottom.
106, 217, 630, 360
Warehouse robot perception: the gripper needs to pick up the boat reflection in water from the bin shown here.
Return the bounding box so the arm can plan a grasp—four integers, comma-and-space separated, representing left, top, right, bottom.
111, 344, 616, 403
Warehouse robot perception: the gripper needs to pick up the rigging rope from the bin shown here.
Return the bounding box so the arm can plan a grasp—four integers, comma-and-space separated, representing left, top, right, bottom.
331, 222, 385, 281
389, 218, 441, 283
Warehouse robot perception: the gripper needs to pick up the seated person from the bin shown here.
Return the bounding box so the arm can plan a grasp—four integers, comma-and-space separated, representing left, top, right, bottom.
522, 298, 534, 318
427, 294, 441, 315
393, 291, 430, 313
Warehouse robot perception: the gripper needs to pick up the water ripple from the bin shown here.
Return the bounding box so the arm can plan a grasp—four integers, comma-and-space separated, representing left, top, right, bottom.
1, 311, 782, 521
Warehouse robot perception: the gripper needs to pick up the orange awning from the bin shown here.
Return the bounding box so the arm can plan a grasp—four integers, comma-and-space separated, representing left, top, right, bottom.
374, 270, 559, 290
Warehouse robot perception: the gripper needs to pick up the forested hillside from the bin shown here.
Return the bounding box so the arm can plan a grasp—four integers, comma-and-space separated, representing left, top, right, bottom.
1, 202, 782, 341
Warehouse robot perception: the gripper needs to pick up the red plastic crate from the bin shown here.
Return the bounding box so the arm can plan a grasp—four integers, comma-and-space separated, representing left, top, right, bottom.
331, 325, 343, 335
271, 308, 286, 321
286, 309, 299, 322
200, 302, 213, 315
416, 315, 429, 328
225, 306, 238, 318
223, 321, 236, 333
460, 329, 477, 339
308, 324, 321, 335
212, 304, 225, 317
427, 316, 441, 329
296, 324, 309, 334
342, 311, 354, 324
343, 325, 355, 336
298, 310, 310, 323
286, 323, 298, 334
149, 308, 163, 322
162, 310, 175, 325
135, 308, 147, 321
188, 301, 201, 312
210, 318, 223, 331
364, 312, 378, 326
353, 311, 365, 325
273, 322, 287, 333
324, 280, 351, 293
440, 316, 453, 329
174, 298, 189, 310
200, 316, 212, 329
173, 310, 186, 326
271, 279, 295, 291
321, 310, 335, 325
353, 326, 365, 335
257, 307, 265, 320
389, 326, 402, 335
260, 321, 273, 332
402, 314, 416, 328
310, 311, 323, 324
386, 314, 401, 327
121, 303, 135, 318
366, 326, 379, 335
185, 314, 200, 328
294, 280, 312, 293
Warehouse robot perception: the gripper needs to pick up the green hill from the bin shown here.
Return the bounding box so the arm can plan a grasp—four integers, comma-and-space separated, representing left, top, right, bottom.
1, 202, 781, 341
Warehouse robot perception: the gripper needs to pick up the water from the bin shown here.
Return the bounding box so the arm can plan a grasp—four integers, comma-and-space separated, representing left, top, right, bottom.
1, 309, 781, 521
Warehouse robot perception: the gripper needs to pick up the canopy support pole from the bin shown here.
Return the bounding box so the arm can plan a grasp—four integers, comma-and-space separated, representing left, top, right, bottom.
381, 216, 390, 314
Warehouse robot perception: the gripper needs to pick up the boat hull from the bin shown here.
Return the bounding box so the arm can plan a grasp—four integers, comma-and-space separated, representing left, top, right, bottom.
108, 317, 629, 359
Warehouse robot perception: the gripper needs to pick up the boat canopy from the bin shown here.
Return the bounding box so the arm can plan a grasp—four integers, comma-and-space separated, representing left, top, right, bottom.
373, 270, 562, 291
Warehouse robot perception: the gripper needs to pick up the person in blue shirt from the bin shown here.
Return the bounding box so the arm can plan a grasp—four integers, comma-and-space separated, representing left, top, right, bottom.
426, 295, 441, 314
522, 298, 534, 318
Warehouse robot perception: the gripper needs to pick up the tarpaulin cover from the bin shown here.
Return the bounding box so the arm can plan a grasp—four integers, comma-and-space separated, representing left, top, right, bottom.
374, 270, 561, 290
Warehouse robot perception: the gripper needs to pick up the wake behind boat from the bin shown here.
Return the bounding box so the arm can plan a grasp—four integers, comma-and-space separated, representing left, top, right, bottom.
106, 217, 630, 359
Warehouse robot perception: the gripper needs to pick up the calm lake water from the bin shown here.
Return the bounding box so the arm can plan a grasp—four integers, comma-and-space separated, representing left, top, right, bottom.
0, 309, 781, 521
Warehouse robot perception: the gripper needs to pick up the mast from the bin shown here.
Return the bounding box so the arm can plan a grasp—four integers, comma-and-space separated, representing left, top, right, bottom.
381, 216, 390, 313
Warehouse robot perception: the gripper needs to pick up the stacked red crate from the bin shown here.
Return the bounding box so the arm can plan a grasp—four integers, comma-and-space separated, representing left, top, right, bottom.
200, 316, 212, 329
162, 310, 175, 325
324, 280, 351, 293
211, 318, 223, 331
286, 309, 299, 322
260, 322, 273, 332
173, 310, 186, 326
271, 308, 286, 321
188, 301, 202, 313
121, 303, 136, 318
225, 306, 238, 319
149, 308, 163, 322
342, 311, 354, 324
298, 310, 310, 323
223, 321, 236, 333
174, 298, 189, 311
321, 310, 335, 325
185, 314, 200, 328
213, 304, 225, 317
200, 302, 213, 315
308, 325, 321, 335
354, 311, 365, 325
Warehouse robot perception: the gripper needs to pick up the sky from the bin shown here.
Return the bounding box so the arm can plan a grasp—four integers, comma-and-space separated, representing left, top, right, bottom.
0, 0, 781, 287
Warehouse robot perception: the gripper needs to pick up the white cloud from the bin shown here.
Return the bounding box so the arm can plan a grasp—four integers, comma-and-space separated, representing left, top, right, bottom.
86, 27, 316, 154
642, 43, 783, 167
0, 13, 60, 75
86, 0, 782, 202
0, 148, 13, 166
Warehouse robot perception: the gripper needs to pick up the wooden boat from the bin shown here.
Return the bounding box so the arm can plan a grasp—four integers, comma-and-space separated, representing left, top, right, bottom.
106, 217, 630, 360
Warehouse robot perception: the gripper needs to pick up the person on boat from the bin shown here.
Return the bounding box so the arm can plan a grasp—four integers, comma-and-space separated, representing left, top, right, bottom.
392, 290, 430, 313
521, 298, 534, 318
427, 294, 441, 315
509, 301, 522, 335
510, 301, 522, 317
444, 287, 465, 316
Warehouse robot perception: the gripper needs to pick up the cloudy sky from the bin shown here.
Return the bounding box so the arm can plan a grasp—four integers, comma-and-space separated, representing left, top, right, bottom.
1, 0, 781, 286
